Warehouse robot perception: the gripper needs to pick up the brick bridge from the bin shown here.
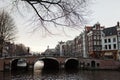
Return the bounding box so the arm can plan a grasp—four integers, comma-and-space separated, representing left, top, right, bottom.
0, 56, 120, 71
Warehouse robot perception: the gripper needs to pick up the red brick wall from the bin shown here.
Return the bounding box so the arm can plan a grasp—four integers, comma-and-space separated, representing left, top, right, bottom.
0, 59, 4, 71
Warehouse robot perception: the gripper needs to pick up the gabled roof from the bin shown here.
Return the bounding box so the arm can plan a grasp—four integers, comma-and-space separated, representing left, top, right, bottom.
103, 26, 117, 36
85, 26, 92, 32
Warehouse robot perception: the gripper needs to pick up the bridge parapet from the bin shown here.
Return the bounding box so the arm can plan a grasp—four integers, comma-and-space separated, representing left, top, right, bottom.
0, 56, 83, 71
0, 56, 119, 71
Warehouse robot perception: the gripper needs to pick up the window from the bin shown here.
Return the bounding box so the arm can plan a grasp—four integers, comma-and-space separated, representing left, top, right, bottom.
119, 37, 120, 41
62, 45, 65, 49
94, 36, 96, 39
109, 45, 111, 49
113, 38, 116, 42
96, 31, 100, 34
105, 45, 107, 49
97, 63, 100, 67
97, 36, 100, 39
97, 46, 101, 50
97, 41, 100, 45
113, 44, 116, 49
108, 38, 111, 43
104, 39, 107, 43
94, 41, 96, 45
119, 43, 120, 49
87, 63, 90, 66
118, 32, 120, 36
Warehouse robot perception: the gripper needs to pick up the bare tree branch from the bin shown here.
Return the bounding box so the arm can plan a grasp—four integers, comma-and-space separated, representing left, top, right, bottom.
3, 0, 90, 34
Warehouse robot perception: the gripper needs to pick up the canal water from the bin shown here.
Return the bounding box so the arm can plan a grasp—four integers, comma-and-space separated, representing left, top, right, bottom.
0, 70, 120, 80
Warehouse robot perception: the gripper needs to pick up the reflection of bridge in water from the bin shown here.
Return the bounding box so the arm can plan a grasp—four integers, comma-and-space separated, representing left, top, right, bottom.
0, 55, 120, 71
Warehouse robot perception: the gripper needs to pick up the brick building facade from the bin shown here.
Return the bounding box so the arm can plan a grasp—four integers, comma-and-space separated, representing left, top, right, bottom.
53, 22, 120, 60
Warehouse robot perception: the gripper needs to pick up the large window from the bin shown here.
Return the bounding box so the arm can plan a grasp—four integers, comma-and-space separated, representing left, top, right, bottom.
104, 39, 107, 43
113, 44, 116, 49
108, 38, 111, 43
109, 45, 111, 49
113, 38, 116, 42
105, 45, 107, 49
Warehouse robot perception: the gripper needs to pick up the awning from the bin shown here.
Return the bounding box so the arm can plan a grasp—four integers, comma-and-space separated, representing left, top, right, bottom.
104, 52, 113, 56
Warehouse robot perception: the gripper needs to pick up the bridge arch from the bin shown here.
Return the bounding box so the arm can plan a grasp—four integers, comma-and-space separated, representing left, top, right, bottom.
34, 57, 60, 70
10, 58, 19, 71
10, 58, 28, 71
65, 58, 79, 69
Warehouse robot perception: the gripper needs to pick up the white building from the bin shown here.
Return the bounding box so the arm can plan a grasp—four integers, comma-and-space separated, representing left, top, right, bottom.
101, 26, 118, 59
116, 22, 120, 60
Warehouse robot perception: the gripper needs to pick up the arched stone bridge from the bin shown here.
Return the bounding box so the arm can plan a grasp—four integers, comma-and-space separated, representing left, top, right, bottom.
0, 56, 120, 71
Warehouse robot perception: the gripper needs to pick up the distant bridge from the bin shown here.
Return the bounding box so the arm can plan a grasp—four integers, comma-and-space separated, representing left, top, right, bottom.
0, 55, 120, 71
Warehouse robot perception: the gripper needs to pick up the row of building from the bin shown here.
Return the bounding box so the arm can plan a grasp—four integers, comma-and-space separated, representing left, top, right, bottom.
0, 42, 30, 57
43, 22, 120, 60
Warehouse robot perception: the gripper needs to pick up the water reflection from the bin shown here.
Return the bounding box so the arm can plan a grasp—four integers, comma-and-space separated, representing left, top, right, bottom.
1, 70, 120, 80
34, 60, 44, 71
33, 70, 42, 79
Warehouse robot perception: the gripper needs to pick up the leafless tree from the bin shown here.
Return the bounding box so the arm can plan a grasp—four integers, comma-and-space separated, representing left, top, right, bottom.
14, 44, 29, 56
11, 0, 89, 33
0, 11, 17, 57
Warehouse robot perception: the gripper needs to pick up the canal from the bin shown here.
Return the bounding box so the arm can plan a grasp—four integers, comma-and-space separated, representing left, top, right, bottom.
0, 70, 120, 80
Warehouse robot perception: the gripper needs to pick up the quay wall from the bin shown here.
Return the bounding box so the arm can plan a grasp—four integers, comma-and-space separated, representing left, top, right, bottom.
79, 58, 120, 70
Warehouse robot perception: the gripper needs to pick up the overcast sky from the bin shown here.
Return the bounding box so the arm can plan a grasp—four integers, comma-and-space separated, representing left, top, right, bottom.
1, 0, 120, 53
